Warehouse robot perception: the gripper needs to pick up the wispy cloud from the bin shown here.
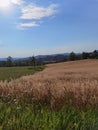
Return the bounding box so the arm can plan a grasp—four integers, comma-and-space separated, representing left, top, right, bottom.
12, 1, 59, 29
11, 0, 23, 5
17, 22, 40, 29
20, 4, 58, 20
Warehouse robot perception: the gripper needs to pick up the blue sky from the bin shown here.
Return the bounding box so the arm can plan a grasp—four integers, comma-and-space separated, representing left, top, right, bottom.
0, 0, 98, 57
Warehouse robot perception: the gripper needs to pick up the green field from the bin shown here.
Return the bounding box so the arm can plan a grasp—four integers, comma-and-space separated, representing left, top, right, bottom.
0, 100, 98, 130
0, 66, 44, 81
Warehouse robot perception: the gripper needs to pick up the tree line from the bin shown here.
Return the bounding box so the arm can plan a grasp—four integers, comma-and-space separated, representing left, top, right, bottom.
0, 50, 98, 67
67, 50, 98, 61
0, 56, 38, 67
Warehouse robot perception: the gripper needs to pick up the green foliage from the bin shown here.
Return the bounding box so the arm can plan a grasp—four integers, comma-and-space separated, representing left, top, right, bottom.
6, 56, 13, 67
68, 52, 76, 61
81, 52, 90, 59
0, 66, 44, 81
0, 56, 40, 67
90, 50, 98, 59
0, 100, 98, 130
29, 56, 36, 66
67, 50, 98, 62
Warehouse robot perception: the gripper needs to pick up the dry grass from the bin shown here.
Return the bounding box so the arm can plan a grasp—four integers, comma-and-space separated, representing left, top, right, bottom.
0, 59, 98, 109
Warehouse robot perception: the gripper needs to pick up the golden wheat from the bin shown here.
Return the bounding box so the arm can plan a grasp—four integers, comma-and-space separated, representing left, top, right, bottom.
0, 59, 98, 108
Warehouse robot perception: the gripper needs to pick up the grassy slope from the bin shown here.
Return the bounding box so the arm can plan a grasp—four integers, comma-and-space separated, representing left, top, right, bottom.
0, 66, 44, 81
0, 60, 98, 129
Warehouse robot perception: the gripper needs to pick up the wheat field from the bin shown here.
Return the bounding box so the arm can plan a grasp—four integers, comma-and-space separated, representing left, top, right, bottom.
0, 59, 98, 108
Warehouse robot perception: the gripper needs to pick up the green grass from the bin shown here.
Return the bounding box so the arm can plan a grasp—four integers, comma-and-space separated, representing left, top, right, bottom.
0, 100, 98, 130
0, 66, 44, 81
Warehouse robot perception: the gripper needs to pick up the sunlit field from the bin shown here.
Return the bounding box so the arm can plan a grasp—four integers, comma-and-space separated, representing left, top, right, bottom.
0, 60, 98, 129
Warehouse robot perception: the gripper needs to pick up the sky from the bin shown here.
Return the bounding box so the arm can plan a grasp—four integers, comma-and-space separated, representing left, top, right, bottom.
0, 0, 98, 57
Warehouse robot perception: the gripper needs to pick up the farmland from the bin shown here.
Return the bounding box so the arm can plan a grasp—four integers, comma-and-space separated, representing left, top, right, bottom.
0, 66, 44, 81
0, 59, 98, 129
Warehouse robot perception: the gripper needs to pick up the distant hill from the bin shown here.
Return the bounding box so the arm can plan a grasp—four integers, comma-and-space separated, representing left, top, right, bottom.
0, 50, 98, 63
36, 53, 69, 59
0, 57, 29, 61
35, 53, 70, 64
0, 58, 6, 61
0, 53, 69, 61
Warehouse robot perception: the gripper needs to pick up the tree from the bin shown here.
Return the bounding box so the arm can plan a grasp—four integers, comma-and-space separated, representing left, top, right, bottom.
92, 50, 98, 59
29, 56, 36, 66
68, 52, 76, 61
6, 56, 13, 67
81, 52, 89, 59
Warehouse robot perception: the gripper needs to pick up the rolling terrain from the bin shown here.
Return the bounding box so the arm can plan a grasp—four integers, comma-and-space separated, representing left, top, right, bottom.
0, 59, 98, 129
0, 59, 98, 108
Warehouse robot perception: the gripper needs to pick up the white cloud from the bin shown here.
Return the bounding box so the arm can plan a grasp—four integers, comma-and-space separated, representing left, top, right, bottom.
13, 2, 59, 29
20, 4, 58, 20
11, 0, 23, 5
19, 22, 39, 27
17, 22, 40, 29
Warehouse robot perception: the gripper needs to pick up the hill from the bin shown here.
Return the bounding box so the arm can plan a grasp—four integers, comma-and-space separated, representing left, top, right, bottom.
0, 59, 98, 129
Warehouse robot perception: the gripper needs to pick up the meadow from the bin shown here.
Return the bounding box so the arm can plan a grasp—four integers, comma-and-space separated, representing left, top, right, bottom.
0, 66, 44, 81
0, 59, 98, 129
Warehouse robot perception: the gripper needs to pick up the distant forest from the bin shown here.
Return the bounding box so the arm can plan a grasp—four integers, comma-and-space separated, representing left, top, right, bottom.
0, 50, 98, 67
